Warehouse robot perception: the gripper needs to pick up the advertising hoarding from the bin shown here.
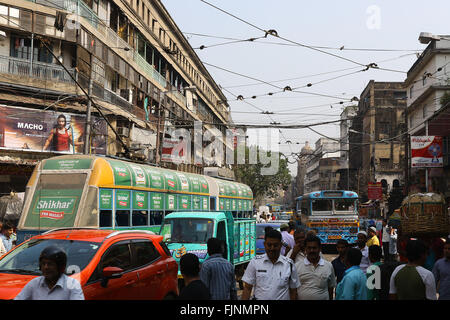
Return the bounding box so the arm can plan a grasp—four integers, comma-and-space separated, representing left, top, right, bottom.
411, 136, 443, 168
0, 105, 107, 154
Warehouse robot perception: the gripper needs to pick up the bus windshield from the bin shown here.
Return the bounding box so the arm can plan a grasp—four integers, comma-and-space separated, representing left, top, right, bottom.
162, 218, 214, 244
312, 199, 333, 213
335, 199, 356, 213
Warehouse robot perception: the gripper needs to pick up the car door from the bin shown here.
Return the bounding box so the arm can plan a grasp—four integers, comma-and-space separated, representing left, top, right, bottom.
84, 240, 140, 300
131, 239, 163, 299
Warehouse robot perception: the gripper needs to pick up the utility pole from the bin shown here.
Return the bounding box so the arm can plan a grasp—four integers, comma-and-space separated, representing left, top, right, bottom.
155, 90, 166, 165
83, 55, 93, 155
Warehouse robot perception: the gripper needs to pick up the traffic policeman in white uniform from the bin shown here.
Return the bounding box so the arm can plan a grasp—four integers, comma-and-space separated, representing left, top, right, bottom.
242, 228, 300, 300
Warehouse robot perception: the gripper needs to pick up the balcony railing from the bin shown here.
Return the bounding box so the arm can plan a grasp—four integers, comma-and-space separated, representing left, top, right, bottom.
134, 53, 167, 89
0, 55, 75, 84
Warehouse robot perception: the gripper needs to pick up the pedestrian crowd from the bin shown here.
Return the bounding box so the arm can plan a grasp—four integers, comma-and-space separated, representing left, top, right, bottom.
8, 218, 450, 301
176, 221, 450, 301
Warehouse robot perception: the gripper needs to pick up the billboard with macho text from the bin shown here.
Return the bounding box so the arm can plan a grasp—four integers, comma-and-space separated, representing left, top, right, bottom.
0, 105, 107, 154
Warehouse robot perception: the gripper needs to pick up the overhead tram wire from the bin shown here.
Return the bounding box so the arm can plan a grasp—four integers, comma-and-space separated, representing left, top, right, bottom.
221, 52, 418, 91
198, 0, 374, 68
204, 53, 418, 104
203, 61, 353, 101
184, 31, 423, 53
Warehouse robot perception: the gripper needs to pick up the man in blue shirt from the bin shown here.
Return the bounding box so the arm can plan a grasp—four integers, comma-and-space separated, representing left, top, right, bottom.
332, 239, 348, 284
336, 247, 368, 300
432, 238, 450, 300
200, 238, 237, 300
0, 222, 14, 252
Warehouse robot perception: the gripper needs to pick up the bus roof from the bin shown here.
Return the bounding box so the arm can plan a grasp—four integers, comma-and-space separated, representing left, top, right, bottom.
296, 190, 358, 200
38, 155, 253, 199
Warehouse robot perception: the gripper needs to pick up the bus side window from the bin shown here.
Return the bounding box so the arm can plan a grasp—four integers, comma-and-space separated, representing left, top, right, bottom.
210, 197, 216, 211
132, 210, 148, 226
150, 211, 163, 225
116, 210, 130, 227
100, 210, 112, 227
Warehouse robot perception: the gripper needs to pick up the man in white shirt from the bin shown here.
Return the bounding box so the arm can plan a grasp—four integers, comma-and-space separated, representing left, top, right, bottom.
242, 229, 299, 300
15, 246, 84, 300
286, 228, 306, 263
356, 231, 370, 273
381, 219, 390, 261
294, 234, 336, 300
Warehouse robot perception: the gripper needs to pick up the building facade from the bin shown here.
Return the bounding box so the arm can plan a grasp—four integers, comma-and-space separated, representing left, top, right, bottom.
405, 35, 450, 196
0, 0, 231, 195
348, 81, 407, 201
337, 105, 357, 191
304, 138, 341, 193
295, 141, 312, 197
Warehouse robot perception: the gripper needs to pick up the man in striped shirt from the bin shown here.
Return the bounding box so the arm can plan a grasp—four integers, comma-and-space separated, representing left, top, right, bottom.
200, 237, 238, 300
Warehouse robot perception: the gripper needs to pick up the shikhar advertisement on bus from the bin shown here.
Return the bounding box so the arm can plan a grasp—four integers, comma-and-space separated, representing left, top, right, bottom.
0, 105, 107, 154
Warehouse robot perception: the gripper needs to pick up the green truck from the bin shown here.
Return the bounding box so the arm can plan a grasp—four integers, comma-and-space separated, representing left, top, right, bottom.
159, 211, 256, 284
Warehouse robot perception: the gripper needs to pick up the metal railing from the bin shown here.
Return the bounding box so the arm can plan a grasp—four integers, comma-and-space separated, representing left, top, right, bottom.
0, 55, 75, 84
134, 52, 167, 88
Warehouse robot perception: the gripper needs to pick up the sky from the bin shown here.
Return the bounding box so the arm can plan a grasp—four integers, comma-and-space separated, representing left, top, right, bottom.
160, 0, 450, 175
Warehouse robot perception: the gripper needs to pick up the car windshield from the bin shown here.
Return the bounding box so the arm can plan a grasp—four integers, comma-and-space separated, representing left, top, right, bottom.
256, 225, 280, 239
161, 218, 214, 244
256, 226, 266, 239
0, 239, 100, 275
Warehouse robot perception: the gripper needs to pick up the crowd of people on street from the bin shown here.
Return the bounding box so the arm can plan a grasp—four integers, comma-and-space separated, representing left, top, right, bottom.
178, 221, 450, 301
4, 214, 450, 301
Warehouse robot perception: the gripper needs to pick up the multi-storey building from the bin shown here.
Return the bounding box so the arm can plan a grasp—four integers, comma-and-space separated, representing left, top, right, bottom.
295, 141, 312, 197
349, 81, 407, 200
0, 0, 231, 194
337, 105, 357, 190
405, 34, 450, 196
304, 138, 341, 193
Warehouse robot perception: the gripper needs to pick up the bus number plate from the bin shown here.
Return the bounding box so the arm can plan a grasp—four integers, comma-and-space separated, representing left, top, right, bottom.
328, 235, 342, 240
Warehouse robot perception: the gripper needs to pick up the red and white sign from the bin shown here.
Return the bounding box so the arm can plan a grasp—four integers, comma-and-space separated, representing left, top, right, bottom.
40, 211, 64, 220
411, 136, 443, 168
168, 180, 175, 188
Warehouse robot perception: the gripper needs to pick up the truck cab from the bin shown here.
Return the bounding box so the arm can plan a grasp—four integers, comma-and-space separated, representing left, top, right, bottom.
159, 211, 255, 277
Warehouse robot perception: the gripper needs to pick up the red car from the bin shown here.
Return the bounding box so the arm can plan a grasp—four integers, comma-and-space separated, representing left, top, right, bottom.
0, 229, 178, 300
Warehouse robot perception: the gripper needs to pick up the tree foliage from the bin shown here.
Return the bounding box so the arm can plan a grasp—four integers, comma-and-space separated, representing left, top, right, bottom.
233, 146, 292, 202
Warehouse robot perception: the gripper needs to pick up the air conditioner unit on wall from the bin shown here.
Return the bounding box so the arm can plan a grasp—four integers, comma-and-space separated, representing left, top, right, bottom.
117, 126, 129, 137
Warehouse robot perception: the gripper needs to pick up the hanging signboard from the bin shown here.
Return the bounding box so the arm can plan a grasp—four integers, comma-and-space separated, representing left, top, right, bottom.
411, 136, 443, 168
368, 182, 382, 200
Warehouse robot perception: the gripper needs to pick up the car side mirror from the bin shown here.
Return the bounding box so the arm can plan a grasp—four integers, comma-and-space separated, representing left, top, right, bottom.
102, 266, 123, 279
101, 267, 123, 288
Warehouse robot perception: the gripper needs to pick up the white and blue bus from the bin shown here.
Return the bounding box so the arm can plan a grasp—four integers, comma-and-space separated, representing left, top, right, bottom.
296, 190, 359, 246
